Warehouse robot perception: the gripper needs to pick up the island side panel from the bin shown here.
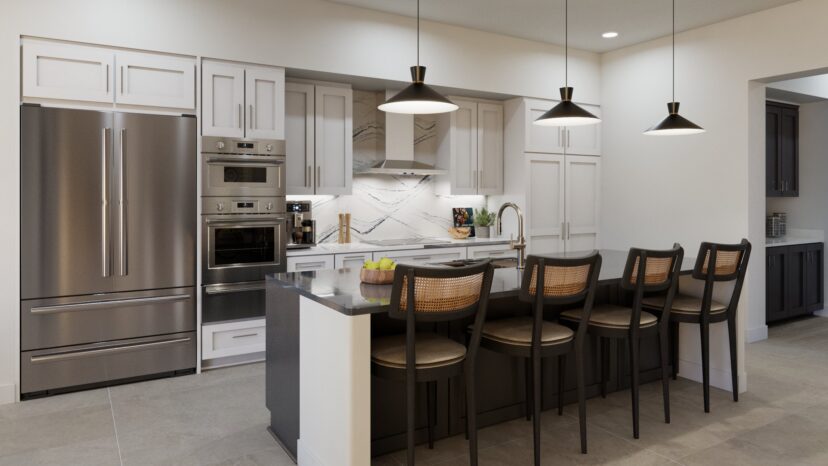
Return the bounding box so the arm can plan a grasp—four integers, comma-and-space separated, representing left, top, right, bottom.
266, 281, 301, 460
298, 296, 371, 466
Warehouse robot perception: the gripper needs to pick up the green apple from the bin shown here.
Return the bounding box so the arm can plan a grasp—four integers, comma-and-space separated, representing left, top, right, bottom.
378, 257, 395, 271
363, 260, 380, 270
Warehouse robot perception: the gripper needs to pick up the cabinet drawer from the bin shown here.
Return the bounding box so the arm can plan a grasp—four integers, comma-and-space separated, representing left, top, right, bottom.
202, 319, 265, 360
21, 288, 195, 351
376, 247, 467, 265
335, 252, 373, 270
115, 51, 196, 109
287, 254, 334, 272
21, 331, 195, 395
467, 244, 517, 260
22, 39, 113, 103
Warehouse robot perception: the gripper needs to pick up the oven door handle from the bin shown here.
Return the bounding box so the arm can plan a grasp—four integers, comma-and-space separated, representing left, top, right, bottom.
204, 282, 266, 295
205, 156, 284, 166
205, 217, 284, 225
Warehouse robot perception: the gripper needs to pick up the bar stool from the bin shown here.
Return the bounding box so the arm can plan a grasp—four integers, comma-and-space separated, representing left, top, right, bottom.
642, 239, 751, 413
371, 261, 495, 466
560, 245, 683, 439
476, 252, 602, 464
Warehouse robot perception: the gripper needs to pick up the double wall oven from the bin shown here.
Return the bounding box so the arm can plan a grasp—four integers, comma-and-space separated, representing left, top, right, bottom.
201, 137, 287, 324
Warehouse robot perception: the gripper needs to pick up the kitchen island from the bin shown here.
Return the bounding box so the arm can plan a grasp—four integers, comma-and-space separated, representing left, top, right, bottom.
265, 250, 694, 465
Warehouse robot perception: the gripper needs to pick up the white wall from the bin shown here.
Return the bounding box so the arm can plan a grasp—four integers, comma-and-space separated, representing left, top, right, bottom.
768, 75, 828, 100
767, 100, 828, 298
600, 0, 828, 392
0, 0, 600, 403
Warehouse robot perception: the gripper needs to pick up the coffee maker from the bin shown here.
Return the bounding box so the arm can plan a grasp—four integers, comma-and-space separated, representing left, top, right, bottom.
286, 200, 316, 249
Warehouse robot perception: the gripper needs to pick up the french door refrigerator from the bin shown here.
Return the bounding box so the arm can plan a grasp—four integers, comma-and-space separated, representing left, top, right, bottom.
20, 105, 197, 397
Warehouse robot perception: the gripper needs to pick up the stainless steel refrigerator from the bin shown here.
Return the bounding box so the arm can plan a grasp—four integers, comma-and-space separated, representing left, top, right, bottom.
20, 105, 197, 397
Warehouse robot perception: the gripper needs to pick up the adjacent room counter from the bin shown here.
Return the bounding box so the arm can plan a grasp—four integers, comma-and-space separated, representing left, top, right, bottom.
265, 250, 694, 465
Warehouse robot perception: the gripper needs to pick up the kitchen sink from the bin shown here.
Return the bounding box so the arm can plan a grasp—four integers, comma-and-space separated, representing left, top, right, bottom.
437, 258, 518, 269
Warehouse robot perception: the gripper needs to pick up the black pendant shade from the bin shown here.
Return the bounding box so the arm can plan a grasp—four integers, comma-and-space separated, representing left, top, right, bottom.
644, 102, 704, 136
534, 87, 601, 127
378, 66, 459, 114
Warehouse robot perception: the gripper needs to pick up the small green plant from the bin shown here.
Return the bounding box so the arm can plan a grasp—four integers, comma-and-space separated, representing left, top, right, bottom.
474, 207, 495, 227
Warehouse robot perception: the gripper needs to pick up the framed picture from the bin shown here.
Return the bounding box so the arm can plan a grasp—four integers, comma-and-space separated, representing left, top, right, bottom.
452, 207, 476, 237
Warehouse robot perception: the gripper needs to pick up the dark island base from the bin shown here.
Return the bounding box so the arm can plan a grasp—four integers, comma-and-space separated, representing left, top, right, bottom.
267, 281, 675, 459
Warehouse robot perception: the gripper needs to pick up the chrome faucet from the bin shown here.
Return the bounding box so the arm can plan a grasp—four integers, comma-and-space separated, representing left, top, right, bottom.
496, 202, 526, 269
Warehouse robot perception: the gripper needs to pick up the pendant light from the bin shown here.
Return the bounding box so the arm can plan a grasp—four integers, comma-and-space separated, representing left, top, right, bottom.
534, 0, 600, 127
644, 0, 704, 135
378, 0, 458, 114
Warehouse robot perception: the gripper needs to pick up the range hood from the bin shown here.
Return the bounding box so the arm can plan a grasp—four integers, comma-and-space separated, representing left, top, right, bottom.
353, 89, 448, 176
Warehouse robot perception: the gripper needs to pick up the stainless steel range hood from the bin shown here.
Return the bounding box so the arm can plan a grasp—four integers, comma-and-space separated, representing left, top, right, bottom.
353, 89, 447, 177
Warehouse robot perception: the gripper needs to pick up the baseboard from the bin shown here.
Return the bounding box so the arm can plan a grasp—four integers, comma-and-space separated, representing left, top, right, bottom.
746, 325, 768, 343
297, 439, 325, 466
0, 383, 16, 405
814, 309, 828, 317
678, 359, 745, 393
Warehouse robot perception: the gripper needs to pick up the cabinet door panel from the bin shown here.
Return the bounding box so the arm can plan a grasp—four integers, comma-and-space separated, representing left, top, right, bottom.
527, 153, 564, 253
804, 244, 824, 312
246, 66, 285, 140
780, 107, 798, 196
22, 39, 113, 103
115, 51, 195, 109
766, 104, 782, 197
564, 155, 600, 252
564, 105, 601, 156
285, 82, 315, 195
765, 248, 786, 323
785, 246, 806, 318
202, 61, 244, 137
478, 102, 504, 195
451, 99, 478, 195
524, 99, 565, 154
314, 86, 353, 196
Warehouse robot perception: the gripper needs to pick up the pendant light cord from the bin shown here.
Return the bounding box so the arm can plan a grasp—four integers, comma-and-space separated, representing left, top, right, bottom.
565, 0, 568, 88
417, 0, 420, 69
672, 0, 675, 103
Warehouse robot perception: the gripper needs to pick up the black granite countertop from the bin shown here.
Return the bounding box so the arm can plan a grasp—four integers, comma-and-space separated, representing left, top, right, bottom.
267, 249, 696, 316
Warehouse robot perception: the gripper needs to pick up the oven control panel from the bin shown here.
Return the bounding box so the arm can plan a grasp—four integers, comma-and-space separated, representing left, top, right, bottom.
201, 136, 285, 157
202, 197, 285, 215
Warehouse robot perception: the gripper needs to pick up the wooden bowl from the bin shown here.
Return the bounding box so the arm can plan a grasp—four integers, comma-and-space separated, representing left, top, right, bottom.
448, 227, 471, 239
360, 268, 395, 285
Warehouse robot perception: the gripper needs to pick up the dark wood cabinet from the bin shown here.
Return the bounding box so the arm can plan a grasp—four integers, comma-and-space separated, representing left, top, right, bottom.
766, 242, 824, 323
766, 101, 799, 197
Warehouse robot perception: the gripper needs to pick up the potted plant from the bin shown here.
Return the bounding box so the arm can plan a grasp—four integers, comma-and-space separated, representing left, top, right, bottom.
474, 207, 495, 238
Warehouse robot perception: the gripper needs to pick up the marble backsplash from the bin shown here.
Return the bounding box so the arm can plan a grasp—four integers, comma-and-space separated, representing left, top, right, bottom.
294, 175, 486, 243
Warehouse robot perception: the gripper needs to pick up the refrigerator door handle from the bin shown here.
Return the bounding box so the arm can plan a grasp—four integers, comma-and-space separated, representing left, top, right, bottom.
101, 127, 111, 278
29, 337, 192, 364
119, 128, 128, 277
30, 293, 192, 315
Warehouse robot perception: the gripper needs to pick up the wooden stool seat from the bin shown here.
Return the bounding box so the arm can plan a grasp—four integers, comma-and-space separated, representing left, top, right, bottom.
561, 305, 658, 330
372, 332, 466, 369
642, 294, 727, 316
479, 316, 574, 347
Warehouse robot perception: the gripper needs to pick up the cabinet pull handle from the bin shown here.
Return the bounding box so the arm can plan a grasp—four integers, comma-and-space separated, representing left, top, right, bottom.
249, 104, 254, 130
232, 333, 259, 339
479, 169, 483, 190
317, 166, 321, 186
296, 262, 326, 269
105, 64, 110, 93
120, 66, 125, 94
238, 103, 242, 129
306, 166, 311, 187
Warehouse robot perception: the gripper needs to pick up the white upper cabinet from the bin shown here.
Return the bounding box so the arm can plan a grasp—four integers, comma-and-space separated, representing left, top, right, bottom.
564, 155, 600, 251
245, 66, 285, 140
202, 60, 284, 139
22, 39, 113, 104
22, 38, 196, 110
315, 85, 353, 196
114, 51, 195, 109
522, 98, 600, 156
438, 98, 503, 195
526, 153, 565, 254
285, 82, 315, 195
562, 104, 602, 156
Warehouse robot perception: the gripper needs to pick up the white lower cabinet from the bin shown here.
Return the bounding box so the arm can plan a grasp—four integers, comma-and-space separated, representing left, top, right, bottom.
202, 318, 265, 361
287, 254, 335, 272
467, 244, 517, 260
375, 248, 467, 265
335, 252, 373, 270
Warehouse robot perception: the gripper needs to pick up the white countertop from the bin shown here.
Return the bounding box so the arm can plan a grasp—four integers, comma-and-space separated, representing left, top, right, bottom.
287, 236, 514, 257
766, 228, 824, 248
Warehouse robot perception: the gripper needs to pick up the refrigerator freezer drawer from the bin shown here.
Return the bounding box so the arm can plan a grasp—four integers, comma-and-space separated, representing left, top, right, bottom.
21, 288, 196, 351
21, 331, 196, 395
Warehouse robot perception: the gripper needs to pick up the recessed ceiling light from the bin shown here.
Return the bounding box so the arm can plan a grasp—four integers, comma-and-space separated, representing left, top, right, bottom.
602, 31, 619, 38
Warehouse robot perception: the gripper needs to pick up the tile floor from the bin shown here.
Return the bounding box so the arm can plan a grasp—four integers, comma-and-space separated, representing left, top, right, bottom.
2, 316, 827, 465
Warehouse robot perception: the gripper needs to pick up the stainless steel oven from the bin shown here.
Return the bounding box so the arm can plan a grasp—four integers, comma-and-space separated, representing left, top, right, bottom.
201, 136, 285, 198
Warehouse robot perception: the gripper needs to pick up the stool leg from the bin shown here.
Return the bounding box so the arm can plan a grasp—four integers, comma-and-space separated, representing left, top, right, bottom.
670, 321, 679, 380
659, 326, 671, 424
426, 381, 436, 449
532, 354, 542, 466
728, 313, 739, 402
629, 335, 641, 439
406, 378, 415, 465
466, 365, 479, 466
701, 320, 711, 413
576, 341, 588, 454
600, 337, 609, 399
558, 354, 566, 416
525, 358, 533, 421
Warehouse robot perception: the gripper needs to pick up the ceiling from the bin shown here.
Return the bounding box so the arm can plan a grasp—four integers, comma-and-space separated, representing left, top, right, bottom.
327, 0, 800, 53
